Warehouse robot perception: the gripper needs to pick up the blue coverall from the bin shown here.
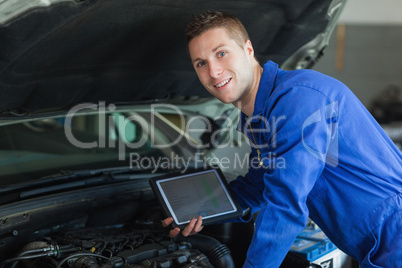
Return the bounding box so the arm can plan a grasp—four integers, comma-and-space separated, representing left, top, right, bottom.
229, 61, 402, 268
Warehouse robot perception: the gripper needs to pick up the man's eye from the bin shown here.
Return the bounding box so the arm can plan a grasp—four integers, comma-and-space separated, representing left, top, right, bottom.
196, 62, 205, 68
218, 51, 226, 57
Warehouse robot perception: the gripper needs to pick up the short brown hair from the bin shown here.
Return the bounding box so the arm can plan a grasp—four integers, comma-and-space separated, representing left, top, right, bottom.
185, 11, 250, 50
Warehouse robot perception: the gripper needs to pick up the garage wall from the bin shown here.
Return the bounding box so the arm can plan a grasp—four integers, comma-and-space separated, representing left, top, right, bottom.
337, 0, 402, 25
312, 24, 402, 109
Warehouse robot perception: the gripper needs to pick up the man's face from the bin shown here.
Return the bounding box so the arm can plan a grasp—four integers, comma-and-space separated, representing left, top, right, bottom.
188, 27, 255, 106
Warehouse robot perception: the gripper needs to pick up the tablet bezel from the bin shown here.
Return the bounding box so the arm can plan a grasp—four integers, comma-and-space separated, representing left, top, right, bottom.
149, 167, 243, 229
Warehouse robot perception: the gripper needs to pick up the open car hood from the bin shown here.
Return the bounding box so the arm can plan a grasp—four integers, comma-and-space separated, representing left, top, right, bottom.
0, 0, 346, 116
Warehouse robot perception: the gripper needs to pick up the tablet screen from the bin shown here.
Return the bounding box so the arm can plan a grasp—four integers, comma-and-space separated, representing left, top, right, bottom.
150, 168, 242, 228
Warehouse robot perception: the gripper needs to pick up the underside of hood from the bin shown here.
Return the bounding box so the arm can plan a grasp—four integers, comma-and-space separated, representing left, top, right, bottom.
0, 0, 345, 116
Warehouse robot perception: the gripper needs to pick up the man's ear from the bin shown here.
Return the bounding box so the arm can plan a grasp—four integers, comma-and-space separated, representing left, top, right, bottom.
245, 40, 254, 56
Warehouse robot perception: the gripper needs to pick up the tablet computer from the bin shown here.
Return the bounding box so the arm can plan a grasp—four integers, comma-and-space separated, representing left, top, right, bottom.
149, 167, 243, 229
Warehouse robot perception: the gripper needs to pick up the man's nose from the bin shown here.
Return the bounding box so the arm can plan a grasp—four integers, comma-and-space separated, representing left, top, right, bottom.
209, 62, 222, 78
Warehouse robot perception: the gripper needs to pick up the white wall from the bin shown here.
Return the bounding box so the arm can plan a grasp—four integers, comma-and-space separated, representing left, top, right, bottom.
338, 0, 402, 25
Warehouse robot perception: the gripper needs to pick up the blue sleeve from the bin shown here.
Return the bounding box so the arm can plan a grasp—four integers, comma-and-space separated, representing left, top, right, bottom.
229, 147, 268, 219
233, 86, 337, 267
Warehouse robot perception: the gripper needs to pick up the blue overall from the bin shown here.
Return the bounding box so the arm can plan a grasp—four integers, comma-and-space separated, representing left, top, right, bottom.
229, 61, 402, 267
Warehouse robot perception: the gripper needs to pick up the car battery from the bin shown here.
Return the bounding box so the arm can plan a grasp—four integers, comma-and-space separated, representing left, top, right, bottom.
311, 248, 350, 268
285, 226, 349, 268
290, 227, 336, 261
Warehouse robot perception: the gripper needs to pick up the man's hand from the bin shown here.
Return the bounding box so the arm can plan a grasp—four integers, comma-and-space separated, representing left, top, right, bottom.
162, 216, 204, 238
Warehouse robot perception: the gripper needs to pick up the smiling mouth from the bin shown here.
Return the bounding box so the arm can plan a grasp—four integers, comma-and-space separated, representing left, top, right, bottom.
214, 78, 231, 88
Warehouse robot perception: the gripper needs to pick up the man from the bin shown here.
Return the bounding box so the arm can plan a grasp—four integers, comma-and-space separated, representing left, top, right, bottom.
163, 11, 402, 267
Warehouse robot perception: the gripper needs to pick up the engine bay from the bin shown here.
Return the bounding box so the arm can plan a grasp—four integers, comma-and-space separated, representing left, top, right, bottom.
0, 178, 252, 268
0, 175, 331, 268
1, 224, 233, 268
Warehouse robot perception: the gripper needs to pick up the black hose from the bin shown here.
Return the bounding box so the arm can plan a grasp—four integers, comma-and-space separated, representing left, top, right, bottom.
0, 252, 51, 268
176, 233, 235, 268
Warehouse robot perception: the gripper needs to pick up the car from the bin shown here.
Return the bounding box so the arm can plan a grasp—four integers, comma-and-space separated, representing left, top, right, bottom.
0, 0, 347, 267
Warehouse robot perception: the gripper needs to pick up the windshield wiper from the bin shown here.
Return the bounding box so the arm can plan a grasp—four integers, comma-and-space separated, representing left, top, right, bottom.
0, 166, 168, 199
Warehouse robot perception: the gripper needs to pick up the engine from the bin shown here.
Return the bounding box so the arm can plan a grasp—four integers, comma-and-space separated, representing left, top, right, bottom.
0, 225, 234, 268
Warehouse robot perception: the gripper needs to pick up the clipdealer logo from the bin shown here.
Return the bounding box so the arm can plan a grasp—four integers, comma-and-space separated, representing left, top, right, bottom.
129, 151, 286, 173
64, 102, 243, 160
63, 101, 339, 169
302, 101, 339, 167
64, 102, 149, 160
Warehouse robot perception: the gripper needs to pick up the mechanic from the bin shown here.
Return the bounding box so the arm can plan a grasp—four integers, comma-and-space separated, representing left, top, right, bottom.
163, 11, 402, 268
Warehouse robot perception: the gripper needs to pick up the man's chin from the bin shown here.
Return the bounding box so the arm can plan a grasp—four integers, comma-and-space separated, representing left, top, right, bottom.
216, 97, 235, 104
208, 90, 237, 104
